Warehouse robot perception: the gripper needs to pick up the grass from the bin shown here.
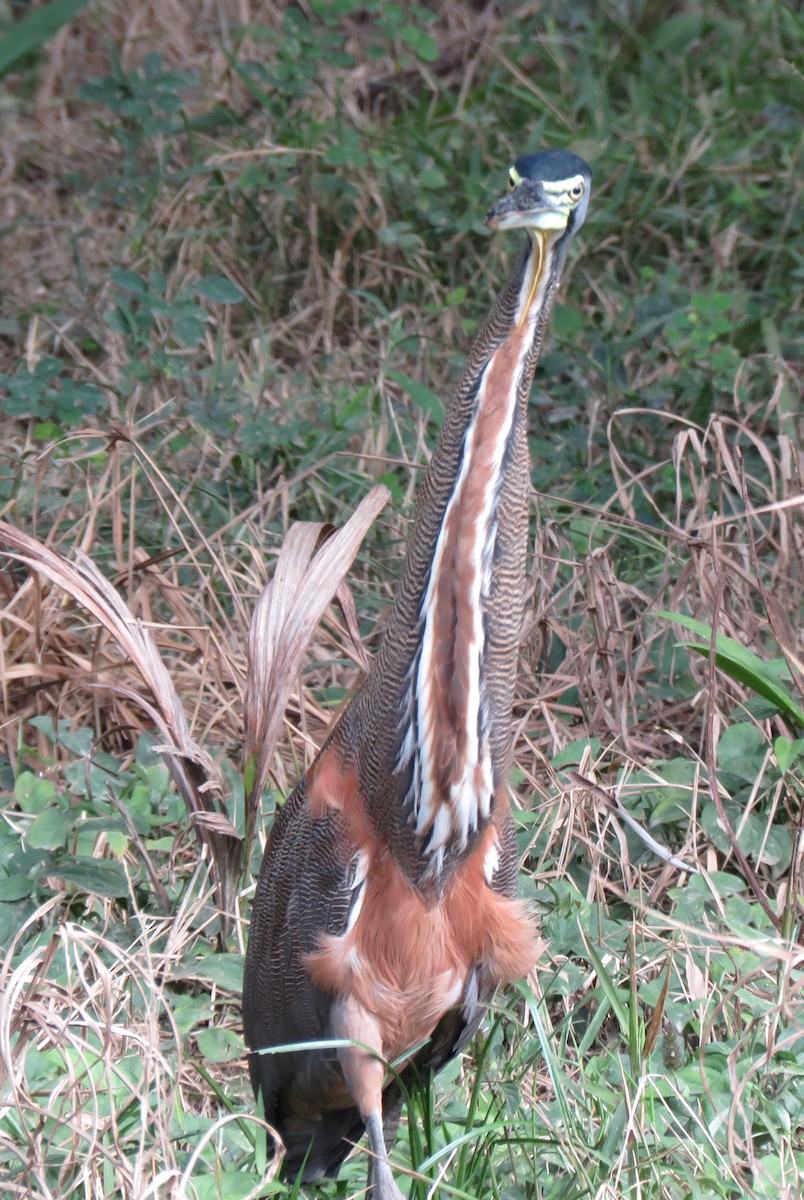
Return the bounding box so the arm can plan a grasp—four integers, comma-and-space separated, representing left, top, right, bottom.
0, 1, 802, 1198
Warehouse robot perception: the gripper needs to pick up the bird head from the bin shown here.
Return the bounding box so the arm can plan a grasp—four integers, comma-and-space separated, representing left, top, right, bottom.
484, 149, 592, 240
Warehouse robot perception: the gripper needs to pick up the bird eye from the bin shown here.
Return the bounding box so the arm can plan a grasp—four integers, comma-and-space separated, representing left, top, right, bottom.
508, 172, 517, 191
569, 181, 584, 201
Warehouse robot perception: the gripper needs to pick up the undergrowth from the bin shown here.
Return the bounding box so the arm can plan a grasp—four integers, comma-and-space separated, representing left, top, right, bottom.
0, 1, 802, 1198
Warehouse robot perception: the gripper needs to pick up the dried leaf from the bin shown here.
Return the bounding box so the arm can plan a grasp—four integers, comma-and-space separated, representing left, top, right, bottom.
643, 956, 672, 1060
244, 484, 389, 855
0, 520, 241, 921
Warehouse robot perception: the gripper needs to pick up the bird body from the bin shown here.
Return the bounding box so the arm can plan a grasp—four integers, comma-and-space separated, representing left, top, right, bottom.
243, 148, 592, 1197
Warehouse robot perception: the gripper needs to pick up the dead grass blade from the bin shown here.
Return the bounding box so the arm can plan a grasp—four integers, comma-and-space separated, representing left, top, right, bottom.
567, 770, 697, 875
0, 519, 241, 924
243, 484, 389, 857
643, 955, 672, 1060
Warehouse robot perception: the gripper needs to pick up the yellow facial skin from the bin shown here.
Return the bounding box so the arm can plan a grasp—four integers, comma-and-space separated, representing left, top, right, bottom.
521, 232, 545, 323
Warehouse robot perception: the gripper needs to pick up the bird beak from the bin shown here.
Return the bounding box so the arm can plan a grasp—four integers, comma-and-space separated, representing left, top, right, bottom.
484, 181, 570, 234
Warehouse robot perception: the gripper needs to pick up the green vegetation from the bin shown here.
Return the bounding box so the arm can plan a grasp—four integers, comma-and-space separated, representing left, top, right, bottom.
0, 1, 801, 1198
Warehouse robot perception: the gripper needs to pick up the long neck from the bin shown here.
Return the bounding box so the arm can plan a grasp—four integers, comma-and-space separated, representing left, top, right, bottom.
347, 231, 568, 881
391, 232, 565, 630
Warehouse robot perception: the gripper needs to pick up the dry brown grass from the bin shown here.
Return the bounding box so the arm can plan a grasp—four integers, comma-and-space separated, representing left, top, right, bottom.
0, 889, 284, 1199
3, 288, 797, 1194
1, 1, 802, 1197
520, 399, 803, 755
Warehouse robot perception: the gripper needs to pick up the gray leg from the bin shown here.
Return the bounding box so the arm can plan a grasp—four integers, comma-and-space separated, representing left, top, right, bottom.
382, 1085, 404, 1148
365, 1111, 404, 1199
331, 997, 405, 1199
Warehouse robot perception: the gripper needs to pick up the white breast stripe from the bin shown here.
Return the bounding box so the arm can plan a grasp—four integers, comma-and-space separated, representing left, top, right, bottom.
483, 830, 501, 883
395, 246, 553, 866
345, 850, 370, 932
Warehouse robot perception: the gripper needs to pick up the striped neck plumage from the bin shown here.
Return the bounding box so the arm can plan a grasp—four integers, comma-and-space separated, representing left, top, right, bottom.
395, 231, 559, 876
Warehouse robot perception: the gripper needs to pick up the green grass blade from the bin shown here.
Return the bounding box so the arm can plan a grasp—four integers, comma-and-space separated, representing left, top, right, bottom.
660, 610, 804, 727
628, 923, 642, 1075
580, 924, 630, 1037
0, 0, 92, 79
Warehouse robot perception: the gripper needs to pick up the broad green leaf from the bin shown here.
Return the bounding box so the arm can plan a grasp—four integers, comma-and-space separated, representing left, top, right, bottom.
172, 952, 244, 992
0, 876, 33, 901
106, 831, 129, 857
716, 722, 767, 781
194, 276, 244, 304
146, 836, 175, 851
195, 1027, 242, 1063
48, 857, 129, 898
34, 422, 61, 440
419, 165, 447, 189
753, 1152, 804, 1199
171, 310, 208, 347
701, 802, 792, 869
27, 808, 71, 850
14, 772, 58, 814
692, 292, 733, 315
399, 24, 439, 62
552, 303, 584, 338
687, 869, 747, 898
636, 758, 699, 825
685, 642, 804, 727
553, 737, 602, 770
169, 992, 213, 1036
323, 131, 367, 168
377, 221, 423, 251
386, 369, 443, 420
109, 267, 149, 295
774, 736, 804, 774
188, 1173, 268, 1200
29, 717, 96, 755
58, 726, 94, 755
754, 825, 792, 870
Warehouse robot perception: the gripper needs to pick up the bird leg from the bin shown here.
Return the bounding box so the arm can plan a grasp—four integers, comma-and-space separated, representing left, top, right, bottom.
364, 1110, 404, 1200
331, 996, 404, 1200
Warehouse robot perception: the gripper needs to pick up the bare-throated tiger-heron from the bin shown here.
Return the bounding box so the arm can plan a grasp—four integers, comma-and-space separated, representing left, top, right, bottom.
243, 148, 592, 1198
